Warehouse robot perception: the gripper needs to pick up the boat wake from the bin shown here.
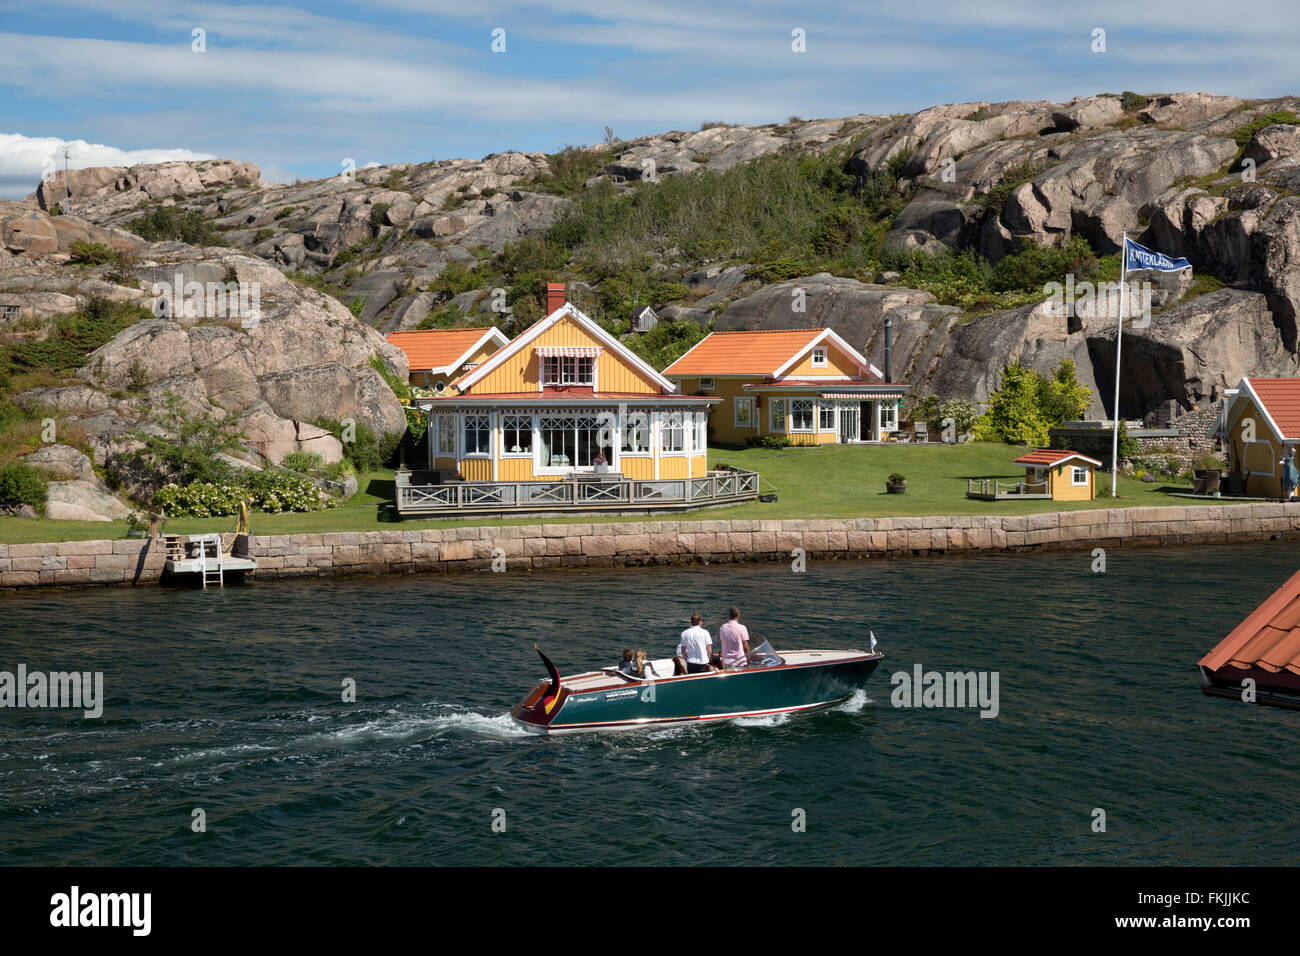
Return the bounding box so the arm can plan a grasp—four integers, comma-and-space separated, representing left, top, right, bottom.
833, 690, 874, 713
731, 713, 792, 728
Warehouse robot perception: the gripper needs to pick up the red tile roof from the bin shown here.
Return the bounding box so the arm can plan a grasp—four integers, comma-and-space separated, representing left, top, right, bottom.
663, 329, 825, 376
1200, 567, 1300, 676
385, 329, 498, 372
1246, 378, 1300, 440
1012, 449, 1102, 467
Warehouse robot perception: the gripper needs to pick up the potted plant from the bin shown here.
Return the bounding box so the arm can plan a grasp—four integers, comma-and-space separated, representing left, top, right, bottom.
886, 473, 907, 494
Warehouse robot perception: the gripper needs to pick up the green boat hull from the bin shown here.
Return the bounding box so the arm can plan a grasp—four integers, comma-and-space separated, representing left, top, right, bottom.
512, 651, 882, 734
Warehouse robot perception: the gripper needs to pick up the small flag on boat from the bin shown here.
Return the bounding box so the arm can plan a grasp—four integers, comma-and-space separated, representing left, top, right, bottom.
1123, 236, 1192, 274
869, 630, 878, 652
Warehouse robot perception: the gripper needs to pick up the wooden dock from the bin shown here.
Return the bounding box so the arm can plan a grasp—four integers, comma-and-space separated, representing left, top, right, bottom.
162, 533, 257, 586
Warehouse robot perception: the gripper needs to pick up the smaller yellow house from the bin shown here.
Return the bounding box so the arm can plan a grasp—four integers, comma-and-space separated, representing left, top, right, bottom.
663, 328, 905, 446
385, 327, 508, 389
1223, 377, 1300, 499
1012, 449, 1101, 501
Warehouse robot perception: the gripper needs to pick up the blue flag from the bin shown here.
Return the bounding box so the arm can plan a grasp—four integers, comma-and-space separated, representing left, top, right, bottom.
1124, 236, 1192, 273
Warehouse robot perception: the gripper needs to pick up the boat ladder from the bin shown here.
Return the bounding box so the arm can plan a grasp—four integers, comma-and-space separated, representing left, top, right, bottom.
195, 534, 225, 588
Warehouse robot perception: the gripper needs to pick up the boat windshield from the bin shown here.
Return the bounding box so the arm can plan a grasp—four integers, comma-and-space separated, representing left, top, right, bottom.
744, 639, 782, 668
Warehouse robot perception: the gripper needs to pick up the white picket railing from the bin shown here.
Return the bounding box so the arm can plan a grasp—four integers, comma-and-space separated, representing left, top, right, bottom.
396, 470, 760, 515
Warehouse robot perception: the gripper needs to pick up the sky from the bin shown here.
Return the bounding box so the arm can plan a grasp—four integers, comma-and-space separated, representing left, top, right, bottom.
0, 0, 1297, 198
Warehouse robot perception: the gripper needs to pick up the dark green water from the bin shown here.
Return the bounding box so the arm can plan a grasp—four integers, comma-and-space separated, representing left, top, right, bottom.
2, 542, 1298, 866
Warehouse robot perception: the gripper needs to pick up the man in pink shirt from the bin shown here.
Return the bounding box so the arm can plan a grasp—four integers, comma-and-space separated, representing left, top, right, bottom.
718, 606, 751, 669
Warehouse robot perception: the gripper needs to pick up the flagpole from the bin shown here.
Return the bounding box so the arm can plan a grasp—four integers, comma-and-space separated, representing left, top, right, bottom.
1110, 232, 1127, 498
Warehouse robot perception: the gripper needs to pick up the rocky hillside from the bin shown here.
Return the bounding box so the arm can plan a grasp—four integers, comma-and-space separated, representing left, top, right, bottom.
0, 200, 408, 519
12, 90, 1300, 435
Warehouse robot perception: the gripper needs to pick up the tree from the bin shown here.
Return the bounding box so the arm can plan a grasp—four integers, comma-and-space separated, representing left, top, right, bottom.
973, 362, 1052, 445
1037, 359, 1092, 426
124, 394, 246, 485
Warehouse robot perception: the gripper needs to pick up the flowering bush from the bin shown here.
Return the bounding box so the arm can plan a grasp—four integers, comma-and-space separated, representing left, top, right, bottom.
153, 470, 332, 517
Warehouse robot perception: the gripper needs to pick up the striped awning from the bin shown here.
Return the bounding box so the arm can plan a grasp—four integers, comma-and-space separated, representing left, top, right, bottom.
534, 346, 603, 357
821, 390, 904, 399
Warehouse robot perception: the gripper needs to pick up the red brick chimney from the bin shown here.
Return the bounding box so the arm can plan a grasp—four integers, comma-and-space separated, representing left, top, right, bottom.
546, 282, 566, 315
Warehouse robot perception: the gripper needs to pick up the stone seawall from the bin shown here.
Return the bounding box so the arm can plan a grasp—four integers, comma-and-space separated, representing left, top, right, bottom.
4, 503, 1300, 589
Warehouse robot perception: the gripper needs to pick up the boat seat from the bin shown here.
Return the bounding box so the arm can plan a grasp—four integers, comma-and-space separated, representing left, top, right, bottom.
639, 658, 678, 680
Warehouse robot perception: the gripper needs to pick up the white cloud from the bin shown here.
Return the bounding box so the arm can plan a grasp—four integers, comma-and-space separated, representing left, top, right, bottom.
0, 132, 215, 199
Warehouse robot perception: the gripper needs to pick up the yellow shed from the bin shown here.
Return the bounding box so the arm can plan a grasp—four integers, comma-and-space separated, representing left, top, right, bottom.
1012, 449, 1101, 501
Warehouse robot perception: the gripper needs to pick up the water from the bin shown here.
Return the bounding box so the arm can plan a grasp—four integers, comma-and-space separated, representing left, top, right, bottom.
2, 542, 1299, 866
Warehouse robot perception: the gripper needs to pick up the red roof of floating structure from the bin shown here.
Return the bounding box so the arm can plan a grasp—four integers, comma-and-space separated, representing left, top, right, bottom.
1012, 449, 1103, 468
1200, 567, 1300, 677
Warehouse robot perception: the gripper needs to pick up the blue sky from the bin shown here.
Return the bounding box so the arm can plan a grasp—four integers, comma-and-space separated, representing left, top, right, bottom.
0, 0, 1296, 198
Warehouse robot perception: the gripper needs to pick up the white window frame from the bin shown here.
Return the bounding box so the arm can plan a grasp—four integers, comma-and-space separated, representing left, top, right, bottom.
811, 346, 827, 369
790, 399, 815, 433
621, 411, 651, 456
436, 414, 456, 456
660, 411, 686, 455
769, 398, 786, 433
462, 414, 491, 457
698, 377, 715, 391
541, 354, 595, 386
880, 401, 898, 433
502, 414, 534, 456
734, 397, 755, 429
694, 410, 707, 453
818, 402, 835, 432
1071, 465, 1089, 487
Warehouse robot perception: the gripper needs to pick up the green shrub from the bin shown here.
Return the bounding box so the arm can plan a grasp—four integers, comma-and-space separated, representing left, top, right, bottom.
314, 417, 402, 472
274, 206, 296, 220
2, 298, 151, 375
746, 434, 792, 448
979, 160, 1043, 209
369, 203, 391, 228
68, 240, 116, 265
123, 394, 245, 485
254, 228, 274, 242
0, 462, 47, 511
1120, 91, 1149, 113
126, 205, 221, 246
1233, 109, 1300, 147
531, 145, 614, 196
153, 469, 330, 516
281, 451, 324, 474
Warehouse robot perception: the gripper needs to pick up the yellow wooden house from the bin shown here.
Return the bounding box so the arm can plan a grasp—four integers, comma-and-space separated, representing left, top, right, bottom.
414, 285, 717, 483
663, 328, 905, 445
1222, 377, 1300, 499
1012, 449, 1101, 501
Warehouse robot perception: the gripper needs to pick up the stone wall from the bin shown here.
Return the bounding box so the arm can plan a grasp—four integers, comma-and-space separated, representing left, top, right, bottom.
5, 503, 1300, 589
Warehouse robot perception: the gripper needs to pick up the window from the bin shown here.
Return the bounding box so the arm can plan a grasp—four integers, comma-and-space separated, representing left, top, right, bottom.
463, 415, 490, 455
819, 403, 835, 431
436, 416, 456, 455
661, 411, 685, 454
769, 398, 786, 433
790, 399, 814, 432
1071, 466, 1089, 486
694, 411, 708, 453
698, 377, 715, 391
622, 413, 650, 454
542, 355, 594, 386
539, 415, 610, 469
0, 304, 20, 322
811, 346, 827, 368
734, 397, 755, 428
503, 415, 533, 454
880, 402, 898, 432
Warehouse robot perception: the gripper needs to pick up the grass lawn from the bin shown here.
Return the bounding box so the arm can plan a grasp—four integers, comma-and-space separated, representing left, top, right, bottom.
0, 442, 1204, 545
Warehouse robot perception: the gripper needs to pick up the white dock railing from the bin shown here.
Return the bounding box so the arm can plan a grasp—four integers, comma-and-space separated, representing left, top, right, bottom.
965, 478, 1052, 501
396, 469, 760, 516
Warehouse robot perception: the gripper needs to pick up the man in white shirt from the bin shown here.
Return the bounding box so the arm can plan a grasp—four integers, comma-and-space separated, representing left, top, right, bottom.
676, 613, 714, 675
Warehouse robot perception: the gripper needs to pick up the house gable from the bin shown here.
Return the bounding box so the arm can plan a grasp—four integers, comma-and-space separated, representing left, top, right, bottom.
455, 305, 672, 395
